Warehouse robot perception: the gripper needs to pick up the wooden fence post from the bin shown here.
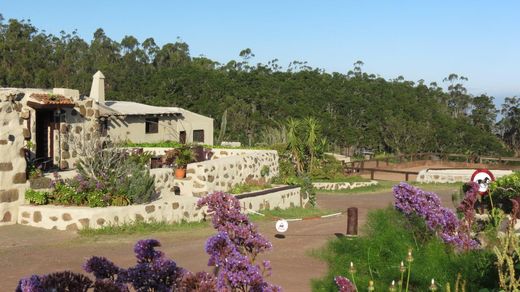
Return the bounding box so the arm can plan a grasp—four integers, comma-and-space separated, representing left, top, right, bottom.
347, 207, 358, 236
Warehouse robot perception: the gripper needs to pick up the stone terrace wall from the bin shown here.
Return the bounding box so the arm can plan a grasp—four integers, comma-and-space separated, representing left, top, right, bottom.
150, 168, 178, 196
17, 186, 300, 231
17, 196, 203, 231
0, 89, 30, 225
181, 150, 279, 197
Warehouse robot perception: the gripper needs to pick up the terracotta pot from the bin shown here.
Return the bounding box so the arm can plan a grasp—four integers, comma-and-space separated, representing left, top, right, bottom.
175, 168, 186, 179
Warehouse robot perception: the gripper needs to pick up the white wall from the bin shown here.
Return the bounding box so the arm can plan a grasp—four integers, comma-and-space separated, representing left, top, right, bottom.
107, 115, 180, 143
177, 109, 214, 145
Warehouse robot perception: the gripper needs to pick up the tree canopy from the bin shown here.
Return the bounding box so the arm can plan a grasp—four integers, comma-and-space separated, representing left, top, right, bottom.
0, 16, 516, 156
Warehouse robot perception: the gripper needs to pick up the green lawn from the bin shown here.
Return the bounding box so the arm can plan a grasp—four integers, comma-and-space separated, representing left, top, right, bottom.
317, 180, 462, 194
312, 175, 370, 183
78, 220, 210, 237
247, 207, 332, 221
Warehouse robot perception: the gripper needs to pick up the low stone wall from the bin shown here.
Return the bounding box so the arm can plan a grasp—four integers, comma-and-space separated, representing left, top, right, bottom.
416, 169, 513, 183
312, 180, 378, 191
237, 186, 302, 212
18, 196, 203, 231
17, 186, 300, 231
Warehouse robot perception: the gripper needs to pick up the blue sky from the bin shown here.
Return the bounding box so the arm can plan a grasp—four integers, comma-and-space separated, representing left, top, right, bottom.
2, 1, 519, 106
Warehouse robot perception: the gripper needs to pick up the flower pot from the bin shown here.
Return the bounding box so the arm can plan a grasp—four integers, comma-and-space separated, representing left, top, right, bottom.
175, 168, 186, 179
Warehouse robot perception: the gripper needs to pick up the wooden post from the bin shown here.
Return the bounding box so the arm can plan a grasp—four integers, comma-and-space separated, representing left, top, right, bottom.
347, 207, 358, 236
405, 173, 409, 181
376, 160, 380, 167
370, 170, 375, 180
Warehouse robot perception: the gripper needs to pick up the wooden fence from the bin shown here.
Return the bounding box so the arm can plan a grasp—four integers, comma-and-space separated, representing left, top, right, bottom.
343, 152, 520, 181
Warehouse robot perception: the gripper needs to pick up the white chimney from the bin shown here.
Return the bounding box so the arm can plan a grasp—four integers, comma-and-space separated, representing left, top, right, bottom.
89, 70, 105, 103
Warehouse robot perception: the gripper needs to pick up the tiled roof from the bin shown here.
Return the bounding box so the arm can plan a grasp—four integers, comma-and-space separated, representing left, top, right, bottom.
29, 93, 75, 105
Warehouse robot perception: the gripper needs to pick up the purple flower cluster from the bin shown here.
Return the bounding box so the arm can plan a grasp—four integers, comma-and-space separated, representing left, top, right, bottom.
198, 192, 280, 291
18, 239, 184, 292
334, 276, 356, 292
16, 271, 93, 292
83, 256, 120, 280
17, 192, 280, 291
393, 182, 479, 250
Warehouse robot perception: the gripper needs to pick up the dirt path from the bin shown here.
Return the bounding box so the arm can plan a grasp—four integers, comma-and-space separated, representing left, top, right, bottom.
0, 186, 456, 291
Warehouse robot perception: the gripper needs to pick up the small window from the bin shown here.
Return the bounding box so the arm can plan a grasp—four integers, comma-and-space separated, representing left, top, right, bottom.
145, 117, 159, 134
193, 129, 204, 143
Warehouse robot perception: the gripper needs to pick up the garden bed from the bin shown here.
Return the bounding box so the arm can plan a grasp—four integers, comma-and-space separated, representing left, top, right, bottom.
17, 185, 302, 231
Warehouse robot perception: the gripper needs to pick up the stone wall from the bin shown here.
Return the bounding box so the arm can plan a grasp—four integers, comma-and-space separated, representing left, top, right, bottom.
58, 92, 100, 170
181, 149, 279, 197
416, 169, 513, 183
0, 89, 30, 225
312, 180, 378, 191
238, 186, 302, 213
17, 186, 301, 231
17, 196, 204, 231
150, 168, 179, 196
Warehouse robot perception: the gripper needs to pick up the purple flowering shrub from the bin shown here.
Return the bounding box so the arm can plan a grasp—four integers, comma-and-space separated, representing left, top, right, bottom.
393, 182, 479, 250
17, 192, 279, 291
334, 276, 356, 292
197, 191, 280, 291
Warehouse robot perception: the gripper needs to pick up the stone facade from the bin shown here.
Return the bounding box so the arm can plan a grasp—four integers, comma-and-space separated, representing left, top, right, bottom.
416, 169, 513, 183
175, 149, 279, 197
312, 180, 379, 191
17, 187, 301, 231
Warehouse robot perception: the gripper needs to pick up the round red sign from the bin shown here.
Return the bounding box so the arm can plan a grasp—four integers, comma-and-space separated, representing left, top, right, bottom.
470, 169, 495, 194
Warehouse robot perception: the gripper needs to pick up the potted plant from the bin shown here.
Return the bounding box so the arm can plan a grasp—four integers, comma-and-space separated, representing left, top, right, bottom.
175, 147, 196, 178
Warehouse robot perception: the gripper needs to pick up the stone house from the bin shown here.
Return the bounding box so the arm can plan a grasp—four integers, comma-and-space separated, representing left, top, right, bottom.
93, 72, 213, 145
0, 71, 213, 225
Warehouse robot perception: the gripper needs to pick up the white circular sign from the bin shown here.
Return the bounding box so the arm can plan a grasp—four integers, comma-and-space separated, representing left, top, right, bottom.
275, 219, 288, 233
471, 169, 495, 194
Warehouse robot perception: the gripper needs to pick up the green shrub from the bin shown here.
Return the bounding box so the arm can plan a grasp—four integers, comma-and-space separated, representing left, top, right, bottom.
25, 189, 49, 205
312, 208, 498, 291
52, 182, 84, 205
121, 167, 156, 204
490, 171, 520, 201
260, 165, 270, 178
229, 182, 272, 194
310, 154, 344, 180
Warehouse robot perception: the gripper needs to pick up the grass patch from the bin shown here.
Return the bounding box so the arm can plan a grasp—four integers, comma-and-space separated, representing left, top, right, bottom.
78, 220, 209, 237
317, 180, 461, 194
317, 180, 396, 194
124, 141, 275, 150
229, 183, 272, 194
312, 175, 370, 183
312, 208, 498, 291
247, 207, 332, 221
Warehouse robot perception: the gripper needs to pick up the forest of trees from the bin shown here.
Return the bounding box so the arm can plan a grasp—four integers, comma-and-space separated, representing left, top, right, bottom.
0, 16, 518, 156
